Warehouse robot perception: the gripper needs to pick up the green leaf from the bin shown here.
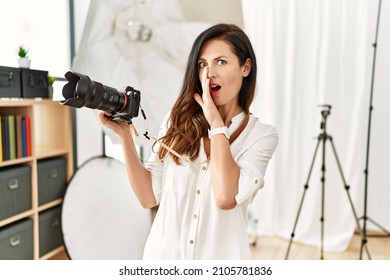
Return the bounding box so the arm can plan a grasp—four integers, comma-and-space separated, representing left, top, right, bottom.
18, 45, 29, 58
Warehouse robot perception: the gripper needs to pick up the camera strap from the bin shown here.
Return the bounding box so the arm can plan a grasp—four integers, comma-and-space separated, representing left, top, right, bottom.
134, 105, 187, 162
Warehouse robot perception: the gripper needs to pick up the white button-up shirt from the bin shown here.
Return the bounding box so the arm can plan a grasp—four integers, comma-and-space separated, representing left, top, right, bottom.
143, 113, 278, 259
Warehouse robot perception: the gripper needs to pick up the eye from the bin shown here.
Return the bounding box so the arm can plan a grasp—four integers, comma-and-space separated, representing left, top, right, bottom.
217, 59, 227, 66
198, 61, 207, 69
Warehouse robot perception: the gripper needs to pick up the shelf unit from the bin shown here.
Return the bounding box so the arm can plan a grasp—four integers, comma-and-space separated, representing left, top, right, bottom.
0, 99, 73, 259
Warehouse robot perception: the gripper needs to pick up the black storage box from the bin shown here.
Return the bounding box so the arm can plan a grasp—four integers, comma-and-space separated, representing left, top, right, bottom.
39, 206, 63, 256
38, 157, 67, 206
0, 165, 32, 221
0, 66, 22, 98
21, 68, 48, 98
0, 218, 34, 260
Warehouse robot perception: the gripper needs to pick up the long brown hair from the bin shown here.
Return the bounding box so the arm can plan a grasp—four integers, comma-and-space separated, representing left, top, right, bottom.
158, 24, 257, 164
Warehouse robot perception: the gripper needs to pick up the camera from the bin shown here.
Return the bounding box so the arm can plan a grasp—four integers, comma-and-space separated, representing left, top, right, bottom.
60, 71, 140, 123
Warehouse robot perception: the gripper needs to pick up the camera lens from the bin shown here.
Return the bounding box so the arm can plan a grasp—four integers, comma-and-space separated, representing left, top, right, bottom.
61, 71, 126, 113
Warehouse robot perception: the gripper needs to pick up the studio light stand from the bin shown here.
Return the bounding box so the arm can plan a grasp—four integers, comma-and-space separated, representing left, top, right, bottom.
285, 105, 369, 260
359, 0, 390, 260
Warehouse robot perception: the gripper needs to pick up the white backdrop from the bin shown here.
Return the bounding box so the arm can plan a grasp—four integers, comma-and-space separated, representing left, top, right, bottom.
243, 0, 390, 253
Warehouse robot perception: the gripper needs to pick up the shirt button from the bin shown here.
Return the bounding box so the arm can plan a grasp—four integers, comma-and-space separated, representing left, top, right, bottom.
189, 240, 195, 245
193, 214, 198, 219
202, 166, 207, 171
196, 190, 201, 194
255, 179, 259, 184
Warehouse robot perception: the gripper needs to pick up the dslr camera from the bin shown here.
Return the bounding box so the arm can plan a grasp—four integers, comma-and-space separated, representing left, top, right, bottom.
60, 71, 141, 123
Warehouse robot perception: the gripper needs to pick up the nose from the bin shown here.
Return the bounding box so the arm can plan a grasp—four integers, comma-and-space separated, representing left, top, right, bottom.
207, 65, 217, 79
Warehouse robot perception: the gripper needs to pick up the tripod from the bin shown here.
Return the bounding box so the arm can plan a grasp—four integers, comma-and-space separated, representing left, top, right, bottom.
285, 105, 369, 260
359, 0, 390, 260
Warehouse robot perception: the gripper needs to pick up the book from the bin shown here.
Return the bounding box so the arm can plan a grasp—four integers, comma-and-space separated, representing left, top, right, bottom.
22, 118, 27, 157
2, 117, 10, 161
8, 115, 16, 160
23, 116, 32, 157
16, 115, 23, 158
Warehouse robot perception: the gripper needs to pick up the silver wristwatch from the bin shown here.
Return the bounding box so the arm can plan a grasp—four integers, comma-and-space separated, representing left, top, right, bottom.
208, 126, 230, 139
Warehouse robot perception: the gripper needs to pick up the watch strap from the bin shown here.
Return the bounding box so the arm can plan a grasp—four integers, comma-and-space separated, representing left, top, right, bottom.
208, 126, 230, 139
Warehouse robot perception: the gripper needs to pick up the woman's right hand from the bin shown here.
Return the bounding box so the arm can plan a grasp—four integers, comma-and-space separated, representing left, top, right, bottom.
97, 111, 132, 137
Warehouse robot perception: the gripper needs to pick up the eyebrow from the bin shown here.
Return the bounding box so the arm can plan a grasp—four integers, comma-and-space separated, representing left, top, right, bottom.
198, 55, 229, 61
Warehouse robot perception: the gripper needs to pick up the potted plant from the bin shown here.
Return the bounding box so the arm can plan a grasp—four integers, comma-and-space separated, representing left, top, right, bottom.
17, 45, 31, 68
47, 75, 57, 99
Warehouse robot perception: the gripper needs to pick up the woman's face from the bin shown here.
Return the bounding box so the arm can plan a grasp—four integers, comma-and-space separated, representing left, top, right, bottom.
197, 38, 251, 111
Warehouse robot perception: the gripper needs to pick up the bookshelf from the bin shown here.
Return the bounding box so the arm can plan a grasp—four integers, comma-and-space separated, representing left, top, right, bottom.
0, 99, 73, 260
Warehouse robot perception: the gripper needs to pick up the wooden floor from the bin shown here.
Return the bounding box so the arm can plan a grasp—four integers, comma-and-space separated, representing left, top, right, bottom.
250, 233, 390, 260
51, 233, 390, 260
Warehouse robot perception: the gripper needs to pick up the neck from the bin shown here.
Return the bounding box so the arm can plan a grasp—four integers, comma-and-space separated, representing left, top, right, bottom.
218, 106, 244, 126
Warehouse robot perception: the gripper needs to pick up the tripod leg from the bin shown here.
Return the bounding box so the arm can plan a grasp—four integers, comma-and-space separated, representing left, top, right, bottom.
285, 137, 321, 260
328, 136, 371, 259
358, 214, 390, 237
365, 217, 390, 236
320, 133, 327, 260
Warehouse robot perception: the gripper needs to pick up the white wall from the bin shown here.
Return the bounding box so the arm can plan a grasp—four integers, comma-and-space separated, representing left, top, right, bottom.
0, 0, 69, 77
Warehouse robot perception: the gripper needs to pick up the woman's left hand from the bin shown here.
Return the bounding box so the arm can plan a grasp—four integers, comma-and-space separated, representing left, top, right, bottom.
194, 67, 224, 128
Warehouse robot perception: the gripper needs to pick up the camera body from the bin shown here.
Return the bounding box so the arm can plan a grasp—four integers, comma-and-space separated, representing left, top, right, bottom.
60, 71, 140, 123
110, 86, 140, 123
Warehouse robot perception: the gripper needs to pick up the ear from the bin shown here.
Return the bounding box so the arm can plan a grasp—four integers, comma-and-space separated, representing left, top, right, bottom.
242, 58, 252, 77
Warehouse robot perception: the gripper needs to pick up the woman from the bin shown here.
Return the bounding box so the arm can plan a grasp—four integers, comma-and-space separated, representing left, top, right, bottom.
98, 23, 278, 259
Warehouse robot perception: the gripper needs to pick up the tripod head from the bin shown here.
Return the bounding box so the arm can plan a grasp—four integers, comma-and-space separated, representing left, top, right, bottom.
318, 104, 332, 130
319, 104, 332, 117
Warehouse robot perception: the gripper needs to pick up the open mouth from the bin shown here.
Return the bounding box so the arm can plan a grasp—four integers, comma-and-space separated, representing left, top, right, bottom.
210, 84, 221, 96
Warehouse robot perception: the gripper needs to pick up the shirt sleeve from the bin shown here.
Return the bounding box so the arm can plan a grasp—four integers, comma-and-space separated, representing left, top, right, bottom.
235, 124, 278, 206
144, 112, 171, 204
